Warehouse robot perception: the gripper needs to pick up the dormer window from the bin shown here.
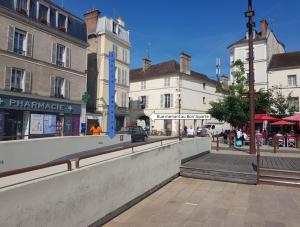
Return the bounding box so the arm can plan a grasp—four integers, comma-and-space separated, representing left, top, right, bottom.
38, 3, 49, 24
16, 0, 29, 16
57, 13, 67, 32
112, 21, 118, 34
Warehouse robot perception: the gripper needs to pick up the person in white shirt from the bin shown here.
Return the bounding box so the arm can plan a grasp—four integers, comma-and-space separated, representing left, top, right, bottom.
237, 129, 243, 140
187, 126, 195, 137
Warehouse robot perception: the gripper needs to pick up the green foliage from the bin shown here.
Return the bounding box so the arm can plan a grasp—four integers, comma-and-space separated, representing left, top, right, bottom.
269, 90, 296, 118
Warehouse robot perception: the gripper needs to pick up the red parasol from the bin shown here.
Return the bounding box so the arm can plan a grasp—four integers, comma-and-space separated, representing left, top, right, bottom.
283, 114, 300, 121
255, 114, 280, 122
271, 120, 295, 126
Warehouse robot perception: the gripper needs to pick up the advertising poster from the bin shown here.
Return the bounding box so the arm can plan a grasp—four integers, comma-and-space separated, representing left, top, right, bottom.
44, 115, 57, 134
30, 114, 44, 134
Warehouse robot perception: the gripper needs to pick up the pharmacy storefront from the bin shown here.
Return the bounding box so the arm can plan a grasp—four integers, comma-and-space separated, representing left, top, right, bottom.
0, 94, 81, 140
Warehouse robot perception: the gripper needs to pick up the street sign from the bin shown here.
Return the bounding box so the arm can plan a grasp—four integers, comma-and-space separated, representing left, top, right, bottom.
108, 51, 116, 139
149, 113, 211, 121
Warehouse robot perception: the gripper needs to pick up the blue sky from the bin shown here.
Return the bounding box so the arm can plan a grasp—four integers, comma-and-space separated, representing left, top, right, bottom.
54, 0, 300, 79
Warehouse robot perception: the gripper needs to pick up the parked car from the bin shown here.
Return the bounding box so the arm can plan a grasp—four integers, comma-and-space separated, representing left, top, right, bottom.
120, 126, 148, 143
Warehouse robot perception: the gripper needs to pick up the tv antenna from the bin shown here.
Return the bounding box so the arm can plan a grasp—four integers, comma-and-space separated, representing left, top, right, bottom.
216, 57, 221, 81
146, 42, 151, 59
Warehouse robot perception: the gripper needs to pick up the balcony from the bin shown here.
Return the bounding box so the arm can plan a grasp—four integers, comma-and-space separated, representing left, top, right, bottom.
14, 48, 26, 56
96, 17, 130, 43
56, 60, 65, 67
16, 8, 28, 16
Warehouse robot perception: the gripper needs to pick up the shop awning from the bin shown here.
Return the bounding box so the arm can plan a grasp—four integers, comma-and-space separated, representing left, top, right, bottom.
271, 120, 295, 126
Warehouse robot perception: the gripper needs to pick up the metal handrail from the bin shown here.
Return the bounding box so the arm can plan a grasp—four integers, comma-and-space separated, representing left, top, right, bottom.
0, 159, 72, 178
75, 136, 180, 169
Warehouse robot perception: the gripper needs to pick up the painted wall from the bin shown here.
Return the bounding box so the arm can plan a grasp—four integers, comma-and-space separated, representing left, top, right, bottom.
0, 134, 131, 172
0, 137, 210, 227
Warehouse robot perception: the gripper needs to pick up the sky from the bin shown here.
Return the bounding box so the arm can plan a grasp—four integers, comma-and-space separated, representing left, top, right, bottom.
54, 0, 300, 80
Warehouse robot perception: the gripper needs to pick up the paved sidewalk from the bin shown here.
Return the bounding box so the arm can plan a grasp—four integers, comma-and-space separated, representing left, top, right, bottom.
104, 177, 300, 227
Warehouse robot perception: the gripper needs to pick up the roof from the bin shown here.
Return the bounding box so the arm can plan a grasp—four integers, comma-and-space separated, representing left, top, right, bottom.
228, 32, 266, 49
268, 51, 300, 70
130, 60, 217, 85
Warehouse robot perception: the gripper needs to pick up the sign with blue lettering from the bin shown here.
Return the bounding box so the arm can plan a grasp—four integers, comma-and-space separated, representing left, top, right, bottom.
108, 51, 116, 139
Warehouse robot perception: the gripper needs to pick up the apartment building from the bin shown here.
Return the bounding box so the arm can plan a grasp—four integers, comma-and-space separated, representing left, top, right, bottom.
228, 19, 285, 90
85, 9, 131, 132
129, 53, 226, 136
0, 0, 88, 140
268, 51, 300, 113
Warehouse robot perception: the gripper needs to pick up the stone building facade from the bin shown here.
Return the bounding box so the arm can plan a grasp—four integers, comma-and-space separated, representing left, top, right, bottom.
0, 0, 88, 140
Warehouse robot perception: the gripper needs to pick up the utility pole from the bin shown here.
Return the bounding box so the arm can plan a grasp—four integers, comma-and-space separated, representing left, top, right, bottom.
245, 0, 256, 154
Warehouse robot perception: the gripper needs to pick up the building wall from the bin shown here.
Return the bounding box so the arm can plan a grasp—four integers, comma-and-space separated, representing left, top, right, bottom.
268, 68, 300, 113
266, 32, 285, 63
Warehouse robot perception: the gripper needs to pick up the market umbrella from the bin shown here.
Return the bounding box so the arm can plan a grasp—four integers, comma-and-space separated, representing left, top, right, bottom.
255, 114, 280, 121
271, 120, 295, 126
283, 114, 300, 121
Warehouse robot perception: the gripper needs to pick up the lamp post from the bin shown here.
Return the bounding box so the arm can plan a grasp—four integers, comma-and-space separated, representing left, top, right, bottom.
178, 94, 182, 139
245, 0, 256, 154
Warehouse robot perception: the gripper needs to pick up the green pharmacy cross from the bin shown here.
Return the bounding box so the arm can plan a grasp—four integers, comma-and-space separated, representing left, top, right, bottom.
82, 92, 90, 104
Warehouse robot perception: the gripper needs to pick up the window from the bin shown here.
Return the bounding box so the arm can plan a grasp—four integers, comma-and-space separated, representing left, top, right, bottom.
164, 77, 170, 88
203, 82, 206, 90
122, 70, 126, 85
112, 43, 118, 58
288, 97, 299, 112
16, 0, 28, 15
54, 77, 64, 98
288, 75, 297, 87
38, 4, 49, 24
164, 94, 171, 108
112, 21, 118, 34
56, 44, 65, 67
141, 81, 146, 90
121, 92, 128, 108
11, 68, 24, 92
140, 96, 147, 109
203, 97, 206, 104
122, 49, 128, 63
14, 29, 26, 55
57, 13, 67, 32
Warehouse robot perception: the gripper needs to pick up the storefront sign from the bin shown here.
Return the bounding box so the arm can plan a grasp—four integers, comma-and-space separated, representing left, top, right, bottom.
0, 94, 81, 115
108, 51, 116, 139
43, 115, 57, 134
30, 114, 44, 135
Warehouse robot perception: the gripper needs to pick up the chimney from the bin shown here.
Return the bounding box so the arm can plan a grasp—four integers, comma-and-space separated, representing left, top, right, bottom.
143, 58, 151, 71
84, 9, 100, 34
220, 75, 229, 90
261, 19, 268, 37
180, 52, 191, 75
117, 16, 125, 27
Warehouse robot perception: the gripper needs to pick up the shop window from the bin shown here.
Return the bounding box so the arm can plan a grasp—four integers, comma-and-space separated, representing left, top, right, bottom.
38, 3, 49, 24
57, 13, 67, 32
16, 0, 29, 16
11, 68, 24, 92
54, 77, 64, 98
14, 29, 26, 55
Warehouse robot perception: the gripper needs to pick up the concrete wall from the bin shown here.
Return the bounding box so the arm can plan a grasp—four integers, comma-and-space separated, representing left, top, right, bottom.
0, 137, 210, 227
0, 134, 131, 172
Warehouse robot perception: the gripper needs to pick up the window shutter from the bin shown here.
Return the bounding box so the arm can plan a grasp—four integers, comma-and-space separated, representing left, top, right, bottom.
7, 25, 15, 52
24, 71, 32, 93
170, 94, 173, 108
146, 96, 149, 109
50, 76, 56, 97
26, 33, 34, 57
64, 79, 70, 99
52, 43, 57, 64
117, 68, 121, 84
66, 47, 71, 68
160, 94, 164, 108
5, 67, 12, 91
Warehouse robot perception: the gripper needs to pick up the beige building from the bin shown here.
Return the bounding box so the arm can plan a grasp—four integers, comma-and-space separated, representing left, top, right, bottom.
85, 9, 131, 132
268, 51, 300, 113
0, 0, 88, 140
129, 53, 227, 136
228, 19, 285, 90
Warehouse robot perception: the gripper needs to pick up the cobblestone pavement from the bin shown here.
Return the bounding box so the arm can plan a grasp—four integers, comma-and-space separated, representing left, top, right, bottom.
104, 177, 300, 227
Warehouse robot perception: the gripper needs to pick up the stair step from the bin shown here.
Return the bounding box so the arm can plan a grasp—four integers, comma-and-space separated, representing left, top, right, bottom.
260, 168, 300, 178
259, 178, 300, 188
259, 175, 300, 183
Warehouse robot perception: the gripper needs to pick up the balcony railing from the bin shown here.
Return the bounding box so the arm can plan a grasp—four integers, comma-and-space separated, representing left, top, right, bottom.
14, 48, 26, 56
11, 87, 23, 93
56, 60, 65, 67
16, 8, 28, 16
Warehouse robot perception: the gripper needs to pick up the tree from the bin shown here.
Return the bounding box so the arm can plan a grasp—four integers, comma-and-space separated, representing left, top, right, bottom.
269, 89, 296, 118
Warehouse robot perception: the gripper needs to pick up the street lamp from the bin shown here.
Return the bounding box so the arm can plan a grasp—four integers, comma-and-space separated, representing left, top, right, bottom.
245, 0, 256, 154
178, 94, 182, 139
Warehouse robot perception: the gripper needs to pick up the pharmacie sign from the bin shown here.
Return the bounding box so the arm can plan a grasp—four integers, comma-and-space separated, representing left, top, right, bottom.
0, 94, 81, 114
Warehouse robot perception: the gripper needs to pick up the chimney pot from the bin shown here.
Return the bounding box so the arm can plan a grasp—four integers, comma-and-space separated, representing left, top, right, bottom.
180, 52, 191, 75
143, 58, 151, 71
117, 16, 125, 27
84, 9, 100, 34
260, 19, 268, 37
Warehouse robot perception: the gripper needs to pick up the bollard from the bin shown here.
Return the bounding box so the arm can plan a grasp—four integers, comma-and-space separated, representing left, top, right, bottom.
216, 135, 219, 151
273, 136, 277, 153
